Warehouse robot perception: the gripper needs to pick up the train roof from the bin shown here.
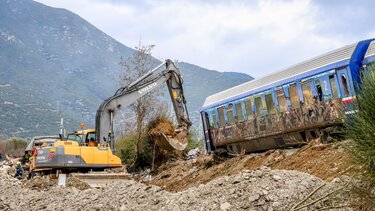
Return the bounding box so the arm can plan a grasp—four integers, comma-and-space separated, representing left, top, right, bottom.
202, 40, 375, 110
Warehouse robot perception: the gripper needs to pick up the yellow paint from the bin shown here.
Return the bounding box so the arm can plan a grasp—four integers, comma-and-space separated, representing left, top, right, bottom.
80, 147, 94, 164
93, 147, 109, 164
53, 140, 121, 166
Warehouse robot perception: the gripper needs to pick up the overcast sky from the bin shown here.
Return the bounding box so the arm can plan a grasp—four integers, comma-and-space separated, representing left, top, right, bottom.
34, 0, 375, 78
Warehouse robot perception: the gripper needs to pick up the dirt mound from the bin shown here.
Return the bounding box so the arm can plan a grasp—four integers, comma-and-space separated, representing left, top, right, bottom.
271, 139, 354, 181
150, 121, 176, 137
22, 176, 55, 190
148, 149, 296, 192
23, 176, 91, 191
67, 176, 91, 190
148, 139, 356, 192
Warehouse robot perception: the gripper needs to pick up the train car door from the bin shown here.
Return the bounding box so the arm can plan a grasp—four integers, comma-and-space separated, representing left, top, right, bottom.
336, 67, 356, 114
202, 111, 213, 153
336, 68, 352, 98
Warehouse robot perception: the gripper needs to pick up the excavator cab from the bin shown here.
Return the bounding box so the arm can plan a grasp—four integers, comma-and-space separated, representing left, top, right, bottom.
67, 129, 97, 146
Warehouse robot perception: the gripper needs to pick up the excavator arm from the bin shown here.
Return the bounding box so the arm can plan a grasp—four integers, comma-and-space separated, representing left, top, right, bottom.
95, 59, 191, 151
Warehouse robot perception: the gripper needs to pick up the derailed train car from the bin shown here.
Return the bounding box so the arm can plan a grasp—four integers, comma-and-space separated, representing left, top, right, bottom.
201, 39, 375, 154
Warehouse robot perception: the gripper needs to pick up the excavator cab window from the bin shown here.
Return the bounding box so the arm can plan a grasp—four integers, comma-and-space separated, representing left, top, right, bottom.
67, 133, 83, 143
86, 132, 96, 146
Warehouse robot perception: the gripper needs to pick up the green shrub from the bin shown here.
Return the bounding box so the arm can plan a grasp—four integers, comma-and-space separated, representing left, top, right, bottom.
346, 64, 375, 177
115, 132, 153, 171
115, 133, 137, 167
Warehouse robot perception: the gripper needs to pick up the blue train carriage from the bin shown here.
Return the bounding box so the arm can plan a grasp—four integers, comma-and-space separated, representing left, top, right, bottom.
201, 39, 375, 154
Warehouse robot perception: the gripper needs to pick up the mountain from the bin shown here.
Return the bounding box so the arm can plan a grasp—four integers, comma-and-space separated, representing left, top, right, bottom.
0, 0, 253, 138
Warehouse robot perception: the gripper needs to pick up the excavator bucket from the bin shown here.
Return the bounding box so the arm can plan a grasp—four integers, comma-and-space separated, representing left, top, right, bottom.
149, 128, 188, 151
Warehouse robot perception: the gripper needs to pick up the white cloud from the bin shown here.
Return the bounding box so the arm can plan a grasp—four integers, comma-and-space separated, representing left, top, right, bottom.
34, 0, 374, 78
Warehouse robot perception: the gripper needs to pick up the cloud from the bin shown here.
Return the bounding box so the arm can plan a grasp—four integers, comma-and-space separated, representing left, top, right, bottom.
34, 0, 375, 78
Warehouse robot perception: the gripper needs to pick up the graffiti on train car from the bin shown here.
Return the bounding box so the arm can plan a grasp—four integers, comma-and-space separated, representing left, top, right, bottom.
208, 98, 344, 149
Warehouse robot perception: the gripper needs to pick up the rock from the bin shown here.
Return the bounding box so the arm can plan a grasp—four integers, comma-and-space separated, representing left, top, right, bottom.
189, 167, 198, 174
272, 175, 282, 181
187, 148, 201, 160
249, 194, 260, 202
220, 202, 231, 210
0, 163, 352, 210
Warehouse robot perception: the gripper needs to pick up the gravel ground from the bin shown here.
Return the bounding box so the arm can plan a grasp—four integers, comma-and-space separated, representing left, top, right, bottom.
0, 161, 356, 211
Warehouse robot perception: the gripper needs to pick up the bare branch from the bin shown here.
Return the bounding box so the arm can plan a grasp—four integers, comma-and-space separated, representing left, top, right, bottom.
118, 41, 163, 170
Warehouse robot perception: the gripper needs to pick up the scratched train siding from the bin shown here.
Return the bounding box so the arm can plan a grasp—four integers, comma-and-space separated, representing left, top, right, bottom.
208, 98, 344, 153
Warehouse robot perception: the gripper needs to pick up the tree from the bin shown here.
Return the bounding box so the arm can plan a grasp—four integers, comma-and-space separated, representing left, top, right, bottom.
119, 42, 162, 170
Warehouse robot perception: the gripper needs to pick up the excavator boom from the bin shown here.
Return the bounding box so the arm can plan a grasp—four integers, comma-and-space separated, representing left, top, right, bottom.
95, 59, 191, 151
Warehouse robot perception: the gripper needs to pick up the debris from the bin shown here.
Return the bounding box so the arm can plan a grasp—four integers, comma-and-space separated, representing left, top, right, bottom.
220, 202, 231, 210
187, 148, 200, 160
22, 175, 90, 191
150, 121, 176, 137
148, 119, 188, 151
0, 139, 365, 209
66, 176, 91, 190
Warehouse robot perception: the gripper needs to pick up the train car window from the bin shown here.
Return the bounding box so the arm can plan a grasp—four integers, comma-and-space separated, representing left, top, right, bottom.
244, 99, 252, 120
227, 104, 234, 125
205, 112, 211, 130
211, 110, 217, 128
235, 103, 244, 122
341, 74, 349, 97
207, 112, 212, 129
217, 106, 225, 127
254, 97, 263, 115
265, 94, 276, 114
329, 75, 339, 98
276, 89, 287, 112
315, 79, 323, 101
289, 85, 300, 109
301, 81, 313, 105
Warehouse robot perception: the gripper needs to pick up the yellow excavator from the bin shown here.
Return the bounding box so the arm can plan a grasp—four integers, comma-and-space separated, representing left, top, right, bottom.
29, 59, 191, 176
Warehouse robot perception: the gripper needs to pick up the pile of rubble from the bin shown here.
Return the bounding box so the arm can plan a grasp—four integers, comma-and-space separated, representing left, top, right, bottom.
0, 161, 20, 186
22, 175, 91, 191
0, 161, 355, 210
